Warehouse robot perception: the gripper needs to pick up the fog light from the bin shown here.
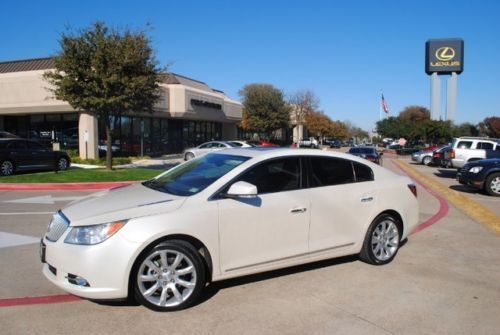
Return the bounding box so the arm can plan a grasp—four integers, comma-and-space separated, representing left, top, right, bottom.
67, 274, 90, 287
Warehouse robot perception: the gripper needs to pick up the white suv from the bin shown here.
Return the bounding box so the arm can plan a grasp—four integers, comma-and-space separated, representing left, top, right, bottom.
450, 137, 500, 169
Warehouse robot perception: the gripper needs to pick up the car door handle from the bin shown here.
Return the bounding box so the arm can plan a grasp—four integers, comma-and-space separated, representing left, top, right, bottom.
361, 196, 374, 203
290, 207, 307, 214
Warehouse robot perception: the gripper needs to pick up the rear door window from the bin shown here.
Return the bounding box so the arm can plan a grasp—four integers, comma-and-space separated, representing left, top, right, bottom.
308, 157, 355, 187
7, 141, 27, 150
477, 142, 494, 150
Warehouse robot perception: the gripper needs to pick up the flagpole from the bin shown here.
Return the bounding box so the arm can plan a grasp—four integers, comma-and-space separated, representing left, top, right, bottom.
379, 89, 383, 121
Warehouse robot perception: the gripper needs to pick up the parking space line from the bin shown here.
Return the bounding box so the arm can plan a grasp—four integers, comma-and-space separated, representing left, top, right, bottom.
0, 212, 54, 215
0, 294, 80, 307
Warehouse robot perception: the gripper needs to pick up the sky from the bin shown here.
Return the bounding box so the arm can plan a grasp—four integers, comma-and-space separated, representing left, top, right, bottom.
1, 0, 499, 131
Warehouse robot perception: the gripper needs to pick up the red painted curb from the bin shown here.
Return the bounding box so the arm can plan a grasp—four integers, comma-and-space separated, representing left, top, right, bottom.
391, 160, 449, 234
0, 294, 81, 307
0, 181, 137, 191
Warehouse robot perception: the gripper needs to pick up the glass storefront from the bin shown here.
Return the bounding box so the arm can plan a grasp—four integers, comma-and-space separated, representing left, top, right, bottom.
3, 113, 78, 149
97, 115, 222, 156
2, 112, 223, 155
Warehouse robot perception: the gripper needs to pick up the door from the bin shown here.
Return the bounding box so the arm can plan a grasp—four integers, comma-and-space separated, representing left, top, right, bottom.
306, 157, 378, 251
6, 140, 30, 169
26, 140, 54, 168
217, 157, 310, 273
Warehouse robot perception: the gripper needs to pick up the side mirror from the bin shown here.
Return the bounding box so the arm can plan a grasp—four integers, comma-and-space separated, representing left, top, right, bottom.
226, 181, 257, 198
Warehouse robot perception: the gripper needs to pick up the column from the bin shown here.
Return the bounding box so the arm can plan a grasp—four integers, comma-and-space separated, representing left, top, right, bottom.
430, 73, 441, 120
446, 72, 458, 122
78, 111, 99, 159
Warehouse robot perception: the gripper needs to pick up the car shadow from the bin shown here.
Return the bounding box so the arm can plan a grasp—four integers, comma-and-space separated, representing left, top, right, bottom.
93, 239, 409, 310
449, 184, 479, 194
434, 169, 457, 179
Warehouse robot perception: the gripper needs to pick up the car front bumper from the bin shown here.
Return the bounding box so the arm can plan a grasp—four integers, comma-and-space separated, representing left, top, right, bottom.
41, 231, 142, 300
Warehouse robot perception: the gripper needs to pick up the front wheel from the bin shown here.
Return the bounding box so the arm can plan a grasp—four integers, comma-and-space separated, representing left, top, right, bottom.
485, 172, 500, 197
360, 214, 401, 265
133, 240, 206, 311
184, 152, 195, 161
57, 157, 69, 171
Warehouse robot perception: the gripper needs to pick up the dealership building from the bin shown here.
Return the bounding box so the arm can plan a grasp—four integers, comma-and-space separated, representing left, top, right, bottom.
0, 57, 242, 158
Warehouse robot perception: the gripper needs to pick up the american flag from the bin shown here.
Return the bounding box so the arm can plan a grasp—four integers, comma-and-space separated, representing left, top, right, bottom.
381, 94, 389, 114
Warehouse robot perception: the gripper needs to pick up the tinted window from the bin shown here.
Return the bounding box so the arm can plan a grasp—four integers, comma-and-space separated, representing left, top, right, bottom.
353, 162, 374, 182
236, 157, 300, 194
309, 157, 354, 187
199, 143, 211, 149
478, 142, 493, 150
143, 154, 249, 196
457, 141, 472, 149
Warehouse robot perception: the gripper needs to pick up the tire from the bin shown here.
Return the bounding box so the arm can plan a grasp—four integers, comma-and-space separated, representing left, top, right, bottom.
422, 156, 432, 166
359, 214, 401, 265
485, 172, 500, 197
133, 240, 206, 312
184, 152, 195, 161
0, 160, 15, 176
57, 157, 69, 171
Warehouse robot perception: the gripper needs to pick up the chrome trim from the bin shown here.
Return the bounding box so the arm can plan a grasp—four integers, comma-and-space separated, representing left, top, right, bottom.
45, 211, 70, 242
225, 243, 355, 272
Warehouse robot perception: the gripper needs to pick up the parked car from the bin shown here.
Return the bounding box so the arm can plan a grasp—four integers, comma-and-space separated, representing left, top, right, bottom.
183, 141, 237, 160
0, 138, 70, 176
457, 158, 500, 196
411, 145, 443, 165
329, 140, 342, 148
298, 137, 319, 148
348, 146, 383, 165
227, 141, 255, 148
431, 145, 452, 167
41, 148, 419, 311
246, 139, 279, 147
449, 137, 500, 169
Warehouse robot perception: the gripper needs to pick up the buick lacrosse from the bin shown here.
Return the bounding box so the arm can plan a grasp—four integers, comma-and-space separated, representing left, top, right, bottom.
41, 148, 419, 311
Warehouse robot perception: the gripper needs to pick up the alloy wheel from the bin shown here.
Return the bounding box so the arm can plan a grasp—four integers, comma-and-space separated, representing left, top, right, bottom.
371, 219, 399, 262
137, 249, 197, 308
58, 158, 68, 171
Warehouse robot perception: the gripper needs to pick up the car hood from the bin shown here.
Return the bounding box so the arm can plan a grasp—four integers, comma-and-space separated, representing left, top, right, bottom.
61, 183, 186, 227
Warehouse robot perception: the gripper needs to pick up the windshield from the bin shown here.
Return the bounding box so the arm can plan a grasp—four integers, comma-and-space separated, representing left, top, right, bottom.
143, 153, 249, 196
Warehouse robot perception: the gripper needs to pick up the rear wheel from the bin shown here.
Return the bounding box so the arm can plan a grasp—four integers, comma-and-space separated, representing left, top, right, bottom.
0, 160, 14, 176
360, 214, 401, 265
184, 152, 195, 161
133, 240, 206, 311
485, 173, 500, 197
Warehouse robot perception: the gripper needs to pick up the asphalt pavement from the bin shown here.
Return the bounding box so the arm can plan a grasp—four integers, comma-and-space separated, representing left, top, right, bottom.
0, 156, 499, 335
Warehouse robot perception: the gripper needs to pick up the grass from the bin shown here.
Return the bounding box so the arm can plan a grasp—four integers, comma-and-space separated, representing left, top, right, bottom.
0, 168, 163, 183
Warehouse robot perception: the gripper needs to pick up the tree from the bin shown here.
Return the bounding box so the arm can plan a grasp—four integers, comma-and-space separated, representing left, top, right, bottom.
398, 106, 430, 122
453, 122, 479, 137
44, 22, 162, 169
288, 90, 320, 127
344, 120, 370, 140
305, 111, 335, 143
479, 117, 500, 138
329, 120, 348, 139
239, 84, 291, 137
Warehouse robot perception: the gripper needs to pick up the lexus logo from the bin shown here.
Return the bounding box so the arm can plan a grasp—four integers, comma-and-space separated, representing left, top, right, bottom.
435, 47, 455, 61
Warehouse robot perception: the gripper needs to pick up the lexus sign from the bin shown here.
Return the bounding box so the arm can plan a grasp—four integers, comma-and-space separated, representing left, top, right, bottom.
425, 39, 464, 75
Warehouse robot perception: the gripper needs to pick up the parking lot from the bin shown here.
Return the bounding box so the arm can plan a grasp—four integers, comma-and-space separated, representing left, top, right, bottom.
0, 156, 499, 335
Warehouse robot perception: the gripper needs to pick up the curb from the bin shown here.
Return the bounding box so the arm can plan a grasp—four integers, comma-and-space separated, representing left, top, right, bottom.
0, 181, 137, 191
392, 160, 500, 235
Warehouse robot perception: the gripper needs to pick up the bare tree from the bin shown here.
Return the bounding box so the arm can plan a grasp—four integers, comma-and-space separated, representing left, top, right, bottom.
288, 90, 320, 127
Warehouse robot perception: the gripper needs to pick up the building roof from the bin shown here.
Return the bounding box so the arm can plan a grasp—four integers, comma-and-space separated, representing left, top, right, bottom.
0, 57, 224, 94
0, 57, 54, 73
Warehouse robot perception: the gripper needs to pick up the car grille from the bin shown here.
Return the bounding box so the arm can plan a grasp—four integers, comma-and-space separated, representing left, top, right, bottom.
46, 211, 70, 242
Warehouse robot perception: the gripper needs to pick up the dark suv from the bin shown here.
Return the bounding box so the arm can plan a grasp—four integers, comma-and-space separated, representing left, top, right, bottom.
457, 158, 500, 196
0, 138, 71, 176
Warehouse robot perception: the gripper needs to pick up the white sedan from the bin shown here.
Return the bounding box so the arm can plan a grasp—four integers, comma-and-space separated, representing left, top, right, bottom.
183, 141, 236, 161
41, 148, 419, 311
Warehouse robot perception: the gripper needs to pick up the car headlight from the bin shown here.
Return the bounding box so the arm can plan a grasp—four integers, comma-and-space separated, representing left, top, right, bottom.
469, 166, 483, 174
64, 220, 128, 245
